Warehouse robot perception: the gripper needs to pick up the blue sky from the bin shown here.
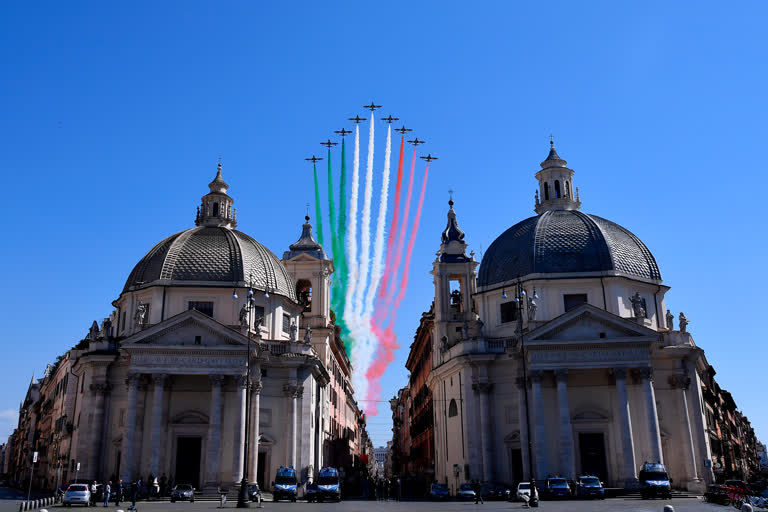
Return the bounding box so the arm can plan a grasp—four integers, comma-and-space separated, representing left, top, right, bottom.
0, 1, 766, 449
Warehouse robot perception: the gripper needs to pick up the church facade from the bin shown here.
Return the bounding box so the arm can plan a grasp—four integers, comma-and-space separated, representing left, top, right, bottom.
7, 165, 369, 493
420, 143, 732, 493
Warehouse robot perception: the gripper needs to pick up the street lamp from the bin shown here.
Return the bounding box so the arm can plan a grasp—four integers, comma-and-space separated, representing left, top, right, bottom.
513, 278, 539, 507
237, 280, 262, 508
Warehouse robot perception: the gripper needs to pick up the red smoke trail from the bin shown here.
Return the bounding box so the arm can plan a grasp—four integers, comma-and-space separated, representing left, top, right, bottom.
377, 135, 405, 302
375, 146, 417, 327
365, 162, 430, 414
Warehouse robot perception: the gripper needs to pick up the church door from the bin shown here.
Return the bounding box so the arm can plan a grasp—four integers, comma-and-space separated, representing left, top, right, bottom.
257, 453, 266, 489
175, 437, 202, 489
509, 448, 523, 483
578, 433, 608, 482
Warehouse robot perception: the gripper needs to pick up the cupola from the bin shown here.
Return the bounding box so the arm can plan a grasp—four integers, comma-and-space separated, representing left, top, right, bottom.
195, 162, 237, 229
534, 139, 581, 214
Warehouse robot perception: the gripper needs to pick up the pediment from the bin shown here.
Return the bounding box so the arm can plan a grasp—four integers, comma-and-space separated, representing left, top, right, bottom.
122, 309, 249, 347
527, 303, 658, 343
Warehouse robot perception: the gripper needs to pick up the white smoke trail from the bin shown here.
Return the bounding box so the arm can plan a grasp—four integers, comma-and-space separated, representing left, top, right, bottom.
364, 125, 391, 322
345, 125, 361, 344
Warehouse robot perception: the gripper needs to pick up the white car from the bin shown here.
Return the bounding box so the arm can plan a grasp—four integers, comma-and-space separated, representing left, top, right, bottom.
517, 482, 538, 502
63, 484, 91, 507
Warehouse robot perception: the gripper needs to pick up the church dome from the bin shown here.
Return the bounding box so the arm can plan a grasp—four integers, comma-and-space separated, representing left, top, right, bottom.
122, 164, 297, 301
478, 210, 661, 287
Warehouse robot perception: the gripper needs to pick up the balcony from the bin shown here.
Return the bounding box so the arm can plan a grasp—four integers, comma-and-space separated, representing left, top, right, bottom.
260, 340, 316, 357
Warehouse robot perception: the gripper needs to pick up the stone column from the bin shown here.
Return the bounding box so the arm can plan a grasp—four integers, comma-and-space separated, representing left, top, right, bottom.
149, 374, 167, 477
515, 377, 531, 480
670, 374, 699, 483
555, 370, 575, 480
204, 375, 224, 491
639, 367, 663, 463
233, 375, 247, 484
614, 368, 637, 484
472, 381, 493, 482
89, 382, 111, 480
283, 383, 302, 470
248, 378, 262, 484
120, 373, 141, 482
531, 371, 548, 479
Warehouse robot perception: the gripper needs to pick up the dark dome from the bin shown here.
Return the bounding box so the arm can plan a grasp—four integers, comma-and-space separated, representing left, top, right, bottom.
123, 226, 296, 301
478, 210, 661, 287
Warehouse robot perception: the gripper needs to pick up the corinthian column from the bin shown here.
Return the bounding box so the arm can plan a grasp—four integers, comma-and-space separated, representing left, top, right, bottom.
614, 368, 637, 484
205, 375, 224, 491
669, 374, 699, 482
515, 377, 531, 480
472, 381, 494, 482
232, 375, 247, 484
284, 383, 301, 469
89, 381, 111, 480
149, 374, 167, 477
555, 369, 575, 480
639, 367, 663, 463
120, 374, 141, 483
530, 371, 547, 479
248, 378, 262, 484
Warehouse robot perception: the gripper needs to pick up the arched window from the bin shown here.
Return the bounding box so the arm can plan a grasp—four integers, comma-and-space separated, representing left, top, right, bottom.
212, 202, 220, 217
543, 182, 550, 200
565, 181, 570, 198
296, 279, 312, 312
554, 180, 561, 198
448, 399, 458, 418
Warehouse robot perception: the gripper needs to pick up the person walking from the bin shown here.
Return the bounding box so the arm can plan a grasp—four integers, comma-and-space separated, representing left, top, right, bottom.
90, 481, 98, 507
129, 481, 138, 510
472, 480, 484, 504
218, 483, 228, 508
115, 480, 123, 506
103, 481, 112, 507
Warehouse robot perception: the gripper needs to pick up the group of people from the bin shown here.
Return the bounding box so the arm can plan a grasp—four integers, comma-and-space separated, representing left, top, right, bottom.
72, 473, 175, 509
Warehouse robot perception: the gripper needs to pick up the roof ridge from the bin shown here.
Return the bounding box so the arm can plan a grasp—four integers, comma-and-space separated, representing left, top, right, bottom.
160, 227, 201, 281
574, 211, 615, 271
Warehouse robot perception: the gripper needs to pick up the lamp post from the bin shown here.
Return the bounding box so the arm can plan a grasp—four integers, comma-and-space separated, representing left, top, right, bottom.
237, 281, 262, 508
513, 278, 539, 507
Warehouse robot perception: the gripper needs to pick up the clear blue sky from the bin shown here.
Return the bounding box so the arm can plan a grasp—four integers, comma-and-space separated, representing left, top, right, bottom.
1, 1, 766, 449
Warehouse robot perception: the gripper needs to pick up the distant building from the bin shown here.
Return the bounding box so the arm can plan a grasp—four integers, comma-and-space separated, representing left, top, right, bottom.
373, 446, 388, 477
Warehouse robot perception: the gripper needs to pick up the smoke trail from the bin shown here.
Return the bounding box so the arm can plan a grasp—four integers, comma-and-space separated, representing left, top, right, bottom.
335, 138, 350, 345
365, 161, 430, 414
326, 148, 341, 320
344, 125, 361, 353
364, 124, 391, 321
377, 134, 405, 302
351, 112, 376, 402
313, 163, 325, 247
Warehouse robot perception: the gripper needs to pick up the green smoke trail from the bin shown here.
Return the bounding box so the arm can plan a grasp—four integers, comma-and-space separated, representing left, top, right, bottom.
327, 149, 341, 319
313, 163, 325, 247
336, 138, 351, 351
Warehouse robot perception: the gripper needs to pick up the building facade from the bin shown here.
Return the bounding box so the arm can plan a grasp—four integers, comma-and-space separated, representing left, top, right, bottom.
8, 166, 367, 493
409, 142, 760, 494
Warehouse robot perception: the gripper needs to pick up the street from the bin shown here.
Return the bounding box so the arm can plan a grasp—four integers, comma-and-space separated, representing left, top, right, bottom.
0, 497, 729, 512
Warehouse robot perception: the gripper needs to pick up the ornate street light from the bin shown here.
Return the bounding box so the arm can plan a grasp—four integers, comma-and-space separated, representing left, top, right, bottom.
513, 277, 540, 507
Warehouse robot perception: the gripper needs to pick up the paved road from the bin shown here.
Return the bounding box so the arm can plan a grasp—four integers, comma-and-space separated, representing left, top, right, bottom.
0, 497, 729, 512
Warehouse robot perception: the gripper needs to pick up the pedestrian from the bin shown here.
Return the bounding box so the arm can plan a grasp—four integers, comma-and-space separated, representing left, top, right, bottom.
115, 480, 123, 506
397, 477, 402, 501
218, 483, 228, 508
103, 481, 112, 507
473, 480, 484, 504
159, 474, 167, 497
90, 481, 98, 507
129, 481, 138, 510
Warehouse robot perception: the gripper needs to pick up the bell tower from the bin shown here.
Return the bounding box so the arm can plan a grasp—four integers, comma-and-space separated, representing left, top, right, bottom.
195, 162, 237, 229
534, 139, 581, 214
431, 196, 479, 360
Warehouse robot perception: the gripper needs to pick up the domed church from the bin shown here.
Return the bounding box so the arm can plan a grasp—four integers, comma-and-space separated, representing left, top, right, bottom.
67, 165, 356, 492
426, 142, 713, 492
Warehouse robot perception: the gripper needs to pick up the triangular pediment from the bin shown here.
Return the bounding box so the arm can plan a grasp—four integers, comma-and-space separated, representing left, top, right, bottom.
122, 309, 249, 347
284, 252, 321, 263
527, 303, 659, 343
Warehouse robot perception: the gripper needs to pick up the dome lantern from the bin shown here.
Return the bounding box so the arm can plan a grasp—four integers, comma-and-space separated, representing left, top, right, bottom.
195, 162, 237, 229
534, 138, 581, 214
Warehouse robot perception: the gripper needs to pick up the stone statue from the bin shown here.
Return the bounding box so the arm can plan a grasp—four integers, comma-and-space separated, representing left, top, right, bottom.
304, 325, 312, 344
289, 321, 298, 342
440, 335, 448, 352
629, 292, 645, 318
238, 303, 249, 328
135, 303, 148, 327
102, 317, 112, 339
88, 320, 100, 340
679, 312, 689, 333
527, 297, 538, 321
666, 309, 674, 330
475, 318, 485, 338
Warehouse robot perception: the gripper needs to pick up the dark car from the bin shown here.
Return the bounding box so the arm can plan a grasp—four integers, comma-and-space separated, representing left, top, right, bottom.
575, 476, 605, 499
479, 482, 511, 500
544, 477, 572, 499
170, 484, 195, 503
457, 483, 476, 501
429, 483, 450, 500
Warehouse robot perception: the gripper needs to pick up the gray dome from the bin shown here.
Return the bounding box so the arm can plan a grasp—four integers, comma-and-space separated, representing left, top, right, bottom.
123, 226, 296, 301
478, 210, 661, 286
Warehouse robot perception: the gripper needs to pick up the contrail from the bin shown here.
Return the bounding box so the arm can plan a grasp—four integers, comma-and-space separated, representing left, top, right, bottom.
344, 125, 361, 353
326, 148, 340, 319
313, 162, 325, 247
335, 138, 350, 345
377, 134, 405, 303
365, 160, 430, 414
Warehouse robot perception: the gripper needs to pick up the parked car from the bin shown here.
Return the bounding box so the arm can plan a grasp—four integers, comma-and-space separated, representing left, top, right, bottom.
272, 467, 298, 502
429, 483, 450, 500
63, 484, 91, 507
639, 462, 672, 499
575, 475, 605, 499
479, 482, 511, 500
315, 467, 341, 502
457, 483, 476, 500
516, 482, 532, 501
544, 477, 572, 499
170, 484, 195, 503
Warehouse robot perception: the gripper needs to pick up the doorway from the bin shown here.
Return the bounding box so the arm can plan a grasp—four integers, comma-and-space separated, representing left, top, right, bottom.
257, 453, 266, 489
175, 437, 202, 489
509, 448, 523, 483
578, 433, 608, 482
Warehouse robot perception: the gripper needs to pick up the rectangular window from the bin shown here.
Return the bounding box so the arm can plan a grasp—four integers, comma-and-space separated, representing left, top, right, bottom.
121, 312, 126, 332
194, 335, 202, 345
282, 314, 291, 334
563, 293, 588, 312
119, 409, 125, 427
640, 298, 649, 318
188, 301, 214, 317
500, 301, 518, 323
253, 306, 265, 322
